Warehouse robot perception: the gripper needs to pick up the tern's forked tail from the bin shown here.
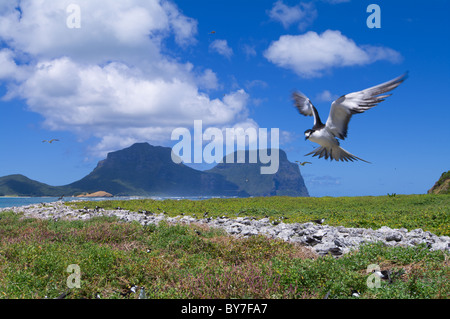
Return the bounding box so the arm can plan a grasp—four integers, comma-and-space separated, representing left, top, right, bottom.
305, 145, 371, 163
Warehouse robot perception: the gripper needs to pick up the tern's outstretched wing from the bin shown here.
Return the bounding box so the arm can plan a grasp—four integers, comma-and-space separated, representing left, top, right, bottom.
292, 91, 323, 128
326, 72, 408, 140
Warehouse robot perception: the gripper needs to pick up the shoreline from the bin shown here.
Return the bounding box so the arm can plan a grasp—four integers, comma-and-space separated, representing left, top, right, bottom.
1, 201, 449, 257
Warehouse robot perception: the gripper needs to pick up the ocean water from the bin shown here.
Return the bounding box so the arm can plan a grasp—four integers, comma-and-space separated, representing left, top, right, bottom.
0, 195, 231, 209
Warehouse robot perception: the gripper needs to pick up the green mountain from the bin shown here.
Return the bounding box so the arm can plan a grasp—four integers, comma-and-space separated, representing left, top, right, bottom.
66, 143, 245, 197
428, 170, 450, 195
207, 149, 309, 197
0, 174, 68, 197
0, 143, 309, 197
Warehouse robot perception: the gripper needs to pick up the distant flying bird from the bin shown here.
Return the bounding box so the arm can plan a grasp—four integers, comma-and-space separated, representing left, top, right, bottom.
295, 161, 312, 166
208, 30, 216, 34
42, 139, 59, 143
292, 73, 408, 163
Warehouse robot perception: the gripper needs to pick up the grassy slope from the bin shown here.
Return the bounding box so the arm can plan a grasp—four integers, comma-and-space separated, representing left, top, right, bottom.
0, 174, 70, 197
0, 194, 448, 299
429, 171, 450, 195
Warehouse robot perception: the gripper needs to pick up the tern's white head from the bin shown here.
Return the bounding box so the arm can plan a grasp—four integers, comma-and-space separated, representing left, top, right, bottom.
304, 129, 313, 140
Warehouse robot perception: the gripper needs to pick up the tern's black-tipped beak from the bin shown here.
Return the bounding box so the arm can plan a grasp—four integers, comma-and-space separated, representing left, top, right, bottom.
304, 129, 313, 141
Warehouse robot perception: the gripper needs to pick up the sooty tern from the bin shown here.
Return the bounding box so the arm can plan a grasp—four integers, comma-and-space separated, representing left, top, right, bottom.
292, 73, 408, 163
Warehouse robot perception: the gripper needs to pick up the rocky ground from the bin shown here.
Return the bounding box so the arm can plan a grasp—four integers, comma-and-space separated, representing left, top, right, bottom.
2, 201, 449, 257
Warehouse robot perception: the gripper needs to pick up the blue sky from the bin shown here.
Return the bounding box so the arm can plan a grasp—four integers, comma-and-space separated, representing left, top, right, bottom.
0, 0, 449, 197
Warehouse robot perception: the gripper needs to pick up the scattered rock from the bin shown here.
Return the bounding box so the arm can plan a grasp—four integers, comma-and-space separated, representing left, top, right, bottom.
1, 201, 449, 257
385, 232, 403, 242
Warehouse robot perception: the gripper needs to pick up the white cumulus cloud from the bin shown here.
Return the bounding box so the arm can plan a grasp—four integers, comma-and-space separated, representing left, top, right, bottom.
0, 0, 256, 157
209, 39, 233, 59
264, 30, 402, 78
268, 1, 317, 30
9, 57, 250, 157
315, 90, 339, 102
0, 49, 25, 81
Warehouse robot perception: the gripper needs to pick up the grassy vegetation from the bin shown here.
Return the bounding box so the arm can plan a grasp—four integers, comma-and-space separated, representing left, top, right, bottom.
437, 171, 450, 186
430, 170, 450, 195
0, 194, 448, 299
71, 194, 449, 236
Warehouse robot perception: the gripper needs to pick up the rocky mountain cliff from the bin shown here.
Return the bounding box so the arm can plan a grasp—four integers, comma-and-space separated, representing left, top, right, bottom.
207, 149, 309, 197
